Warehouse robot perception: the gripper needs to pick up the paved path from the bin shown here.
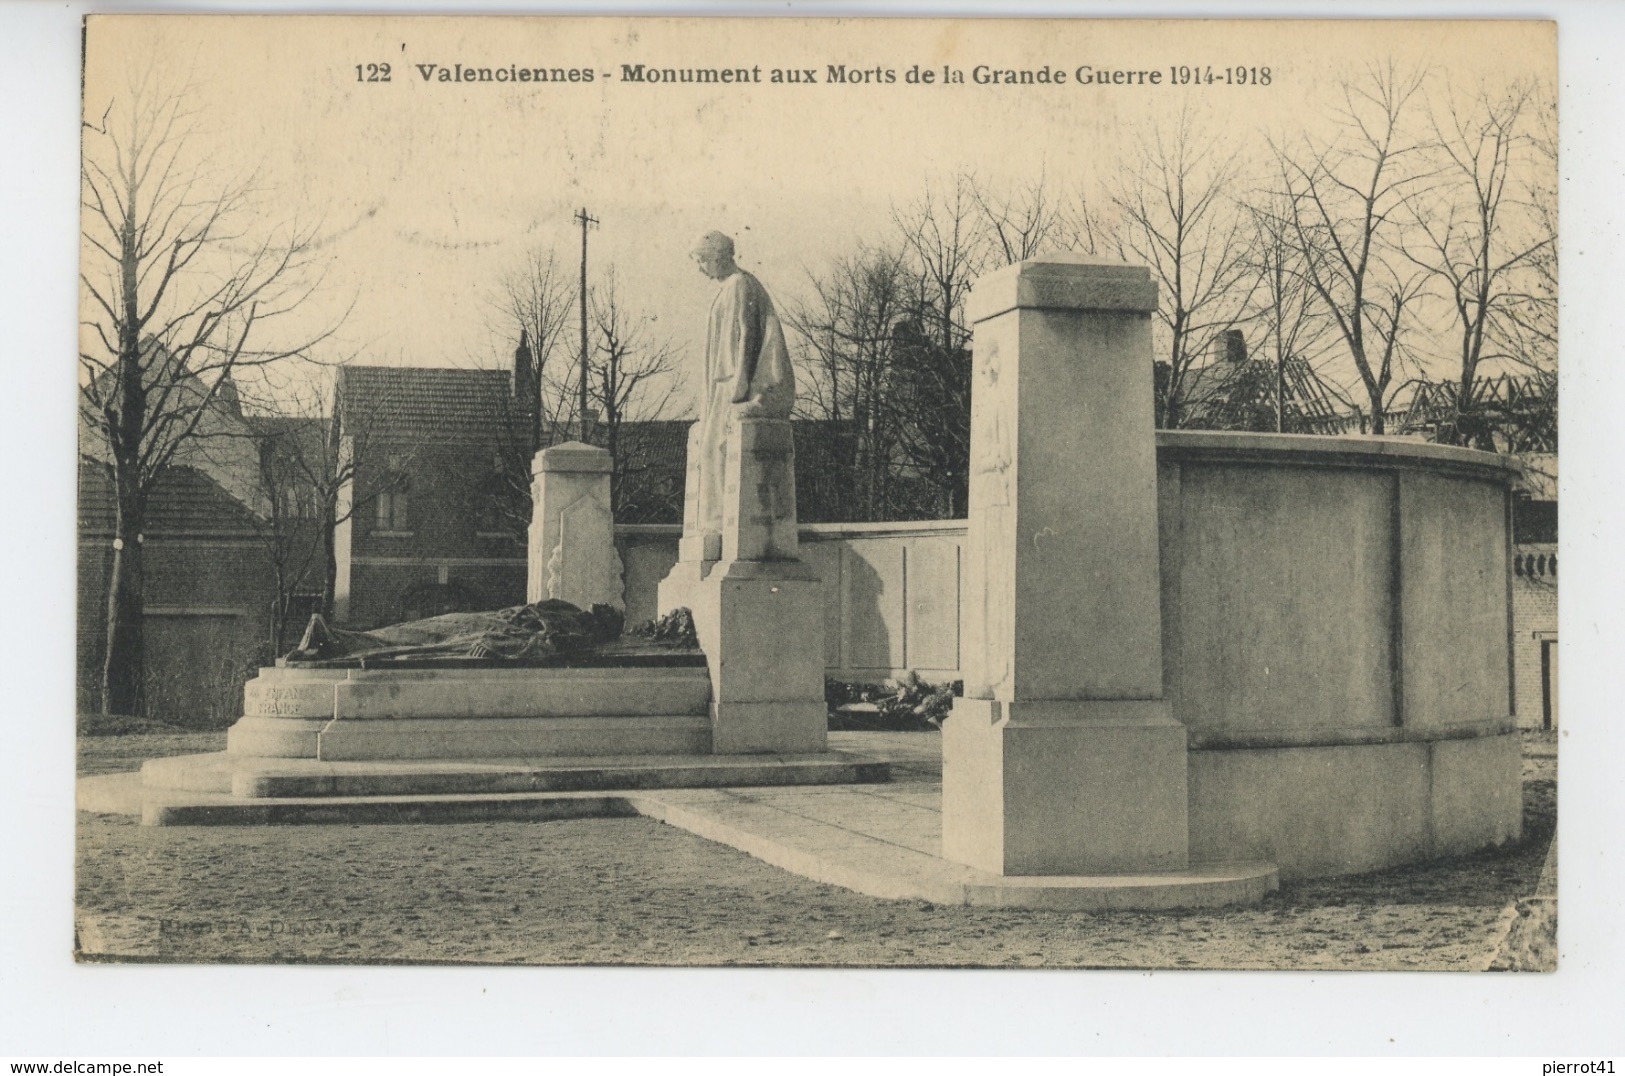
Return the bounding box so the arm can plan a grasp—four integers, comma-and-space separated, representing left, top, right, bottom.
633, 733, 1273, 910
79, 731, 1274, 910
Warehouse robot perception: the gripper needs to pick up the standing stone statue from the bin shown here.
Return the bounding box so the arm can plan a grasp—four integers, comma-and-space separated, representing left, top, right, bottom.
658, 231, 824, 755
688, 231, 796, 542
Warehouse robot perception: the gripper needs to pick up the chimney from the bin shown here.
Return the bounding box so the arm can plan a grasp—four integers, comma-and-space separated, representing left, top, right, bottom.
215, 372, 242, 415
1221, 329, 1248, 364
513, 329, 534, 406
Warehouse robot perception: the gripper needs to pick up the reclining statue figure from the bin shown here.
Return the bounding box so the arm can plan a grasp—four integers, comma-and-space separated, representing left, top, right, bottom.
284, 599, 625, 665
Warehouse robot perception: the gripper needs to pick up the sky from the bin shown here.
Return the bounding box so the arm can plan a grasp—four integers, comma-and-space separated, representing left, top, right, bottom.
81, 16, 1556, 416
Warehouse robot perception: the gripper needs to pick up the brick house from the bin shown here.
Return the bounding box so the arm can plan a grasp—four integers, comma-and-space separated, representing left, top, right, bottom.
77, 376, 298, 724
329, 349, 865, 627
332, 364, 535, 628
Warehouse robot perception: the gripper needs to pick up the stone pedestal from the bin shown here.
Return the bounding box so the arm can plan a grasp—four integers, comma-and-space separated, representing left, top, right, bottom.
721, 419, 800, 562
943, 700, 1188, 875
941, 256, 1189, 876
527, 441, 623, 610
657, 424, 720, 618
687, 559, 826, 754
658, 415, 826, 755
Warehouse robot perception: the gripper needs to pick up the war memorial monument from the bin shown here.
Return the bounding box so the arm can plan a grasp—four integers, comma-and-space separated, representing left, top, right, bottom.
88, 244, 1525, 912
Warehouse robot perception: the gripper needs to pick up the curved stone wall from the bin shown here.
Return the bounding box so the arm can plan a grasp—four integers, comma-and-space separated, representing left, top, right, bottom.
1157, 431, 1522, 878
621, 431, 1522, 879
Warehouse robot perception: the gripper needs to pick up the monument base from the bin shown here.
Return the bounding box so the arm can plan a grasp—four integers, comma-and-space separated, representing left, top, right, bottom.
942, 698, 1190, 876
687, 558, 827, 755
655, 554, 717, 625
224, 663, 715, 760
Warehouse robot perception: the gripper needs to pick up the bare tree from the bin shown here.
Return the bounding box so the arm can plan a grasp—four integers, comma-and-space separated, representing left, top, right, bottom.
1112, 107, 1259, 429
79, 71, 336, 716
253, 413, 326, 652
883, 174, 1040, 517
786, 245, 915, 519
1269, 62, 1436, 434
789, 173, 1072, 519
970, 172, 1067, 263
888, 311, 973, 517
1399, 80, 1553, 448
893, 175, 988, 367
470, 263, 683, 534
1057, 185, 1119, 258
1241, 196, 1346, 432
585, 270, 685, 517
459, 373, 550, 545
461, 249, 577, 544
489, 246, 574, 454
1494, 83, 1559, 453
1504, 83, 1558, 375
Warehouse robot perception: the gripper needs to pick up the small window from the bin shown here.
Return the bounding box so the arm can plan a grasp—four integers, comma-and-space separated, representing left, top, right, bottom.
375, 494, 406, 533
376, 489, 409, 530
283, 483, 320, 519
374, 454, 412, 531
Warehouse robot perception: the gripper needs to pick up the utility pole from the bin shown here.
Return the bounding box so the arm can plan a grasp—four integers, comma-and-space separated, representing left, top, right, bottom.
1276, 340, 1287, 434
574, 207, 598, 438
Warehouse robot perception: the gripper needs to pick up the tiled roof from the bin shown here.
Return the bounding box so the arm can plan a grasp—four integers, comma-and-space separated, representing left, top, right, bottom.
80, 368, 270, 516
79, 457, 265, 536
338, 365, 519, 441
594, 420, 693, 474
251, 414, 330, 442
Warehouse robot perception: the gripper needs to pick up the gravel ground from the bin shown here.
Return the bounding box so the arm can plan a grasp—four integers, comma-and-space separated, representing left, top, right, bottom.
76, 728, 230, 777
74, 729, 1557, 970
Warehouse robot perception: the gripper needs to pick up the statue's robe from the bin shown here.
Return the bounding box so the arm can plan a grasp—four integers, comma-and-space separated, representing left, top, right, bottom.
692, 269, 795, 536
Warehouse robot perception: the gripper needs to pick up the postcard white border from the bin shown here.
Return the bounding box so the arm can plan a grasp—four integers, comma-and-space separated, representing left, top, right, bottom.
4, 0, 1621, 1057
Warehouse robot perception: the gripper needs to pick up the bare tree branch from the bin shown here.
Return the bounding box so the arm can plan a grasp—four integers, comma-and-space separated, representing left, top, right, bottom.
1112, 105, 1261, 428
79, 70, 342, 716
1266, 61, 1437, 433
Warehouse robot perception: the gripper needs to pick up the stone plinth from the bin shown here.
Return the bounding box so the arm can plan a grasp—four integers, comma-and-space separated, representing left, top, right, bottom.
944, 700, 1188, 875
722, 418, 800, 562
528, 441, 624, 610
687, 560, 826, 754
942, 256, 1189, 877
226, 663, 715, 760
677, 422, 722, 563
659, 415, 827, 755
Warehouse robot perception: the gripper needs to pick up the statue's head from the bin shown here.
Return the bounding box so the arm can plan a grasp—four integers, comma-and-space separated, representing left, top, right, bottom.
690, 231, 737, 280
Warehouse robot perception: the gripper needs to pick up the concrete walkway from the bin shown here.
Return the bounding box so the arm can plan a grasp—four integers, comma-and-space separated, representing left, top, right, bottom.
78, 732, 1277, 912
637, 735, 1275, 910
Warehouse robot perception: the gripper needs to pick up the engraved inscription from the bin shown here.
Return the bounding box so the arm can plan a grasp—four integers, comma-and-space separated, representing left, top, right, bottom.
244, 683, 335, 718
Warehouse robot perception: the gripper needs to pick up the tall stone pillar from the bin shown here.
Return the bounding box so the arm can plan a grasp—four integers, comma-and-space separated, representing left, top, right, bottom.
942, 256, 1189, 876
660, 416, 826, 755
527, 441, 624, 611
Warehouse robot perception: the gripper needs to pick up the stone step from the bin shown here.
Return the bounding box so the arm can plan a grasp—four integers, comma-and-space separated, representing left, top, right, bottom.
227, 716, 330, 758
315, 714, 713, 760
634, 789, 1279, 912
135, 751, 890, 803
244, 666, 712, 721
226, 710, 717, 761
